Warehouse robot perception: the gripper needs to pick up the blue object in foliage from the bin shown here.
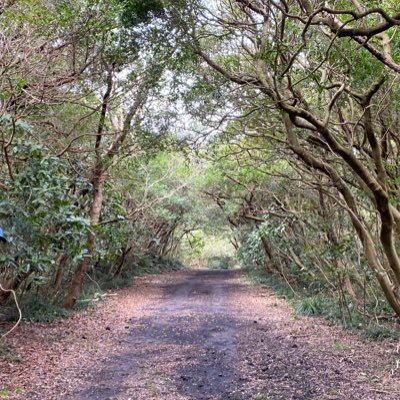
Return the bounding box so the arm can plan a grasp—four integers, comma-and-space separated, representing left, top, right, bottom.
0, 228, 7, 243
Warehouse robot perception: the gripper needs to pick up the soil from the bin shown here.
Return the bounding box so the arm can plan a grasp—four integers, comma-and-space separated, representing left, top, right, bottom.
1, 269, 400, 399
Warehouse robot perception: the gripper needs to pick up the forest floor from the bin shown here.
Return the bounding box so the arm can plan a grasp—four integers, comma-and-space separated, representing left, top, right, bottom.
1, 269, 400, 400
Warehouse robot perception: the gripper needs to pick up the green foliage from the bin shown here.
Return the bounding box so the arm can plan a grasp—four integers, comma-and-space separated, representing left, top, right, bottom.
186, 232, 206, 258
207, 256, 234, 270
295, 296, 327, 316
246, 267, 400, 339
119, 0, 164, 27
363, 324, 400, 341
245, 269, 295, 299
135, 254, 184, 273
21, 300, 71, 323
1, 298, 71, 323
0, 142, 90, 279
0, 141, 132, 306
237, 228, 266, 268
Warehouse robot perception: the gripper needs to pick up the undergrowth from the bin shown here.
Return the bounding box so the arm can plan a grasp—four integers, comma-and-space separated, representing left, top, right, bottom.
206, 256, 235, 270
1, 253, 183, 322
295, 296, 326, 316
245, 268, 400, 341
75, 254, 183, 309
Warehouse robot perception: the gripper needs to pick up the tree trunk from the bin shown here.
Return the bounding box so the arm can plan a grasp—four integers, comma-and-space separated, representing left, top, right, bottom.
64, 163, 106, 308
110, 246, 132, 277
0, 270, 32, 306
282, 113, 400, 315
260, 235, 274, 272
53, 253, 68, 293
318, 186, 360, 305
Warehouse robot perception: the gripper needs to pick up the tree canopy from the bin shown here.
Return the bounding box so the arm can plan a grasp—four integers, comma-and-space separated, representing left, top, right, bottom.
1, 0, 400, 331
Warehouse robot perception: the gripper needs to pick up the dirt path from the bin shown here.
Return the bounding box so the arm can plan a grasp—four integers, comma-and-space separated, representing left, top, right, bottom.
2, 269, 400, 399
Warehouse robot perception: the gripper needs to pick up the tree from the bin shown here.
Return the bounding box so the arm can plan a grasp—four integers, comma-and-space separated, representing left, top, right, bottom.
173, 0, 400, 315
63, 0, 174, 308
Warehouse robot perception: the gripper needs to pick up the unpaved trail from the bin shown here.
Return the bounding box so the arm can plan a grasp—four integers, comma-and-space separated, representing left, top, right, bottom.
2, 269, 400, 399
71, 270, 399, 400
